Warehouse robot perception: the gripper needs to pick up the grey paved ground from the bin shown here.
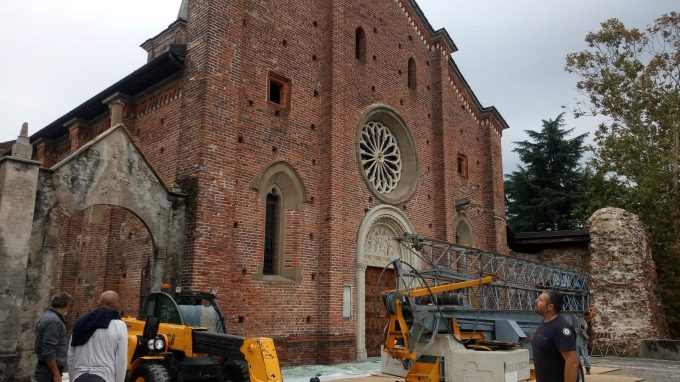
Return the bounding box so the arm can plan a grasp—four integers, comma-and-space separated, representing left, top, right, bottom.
60, 356, 680, 381
282, 357, 680, 382
592, 356, 680, 381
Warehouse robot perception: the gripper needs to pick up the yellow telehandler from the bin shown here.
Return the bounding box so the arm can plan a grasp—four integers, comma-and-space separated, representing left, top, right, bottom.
123, 287, 282, 382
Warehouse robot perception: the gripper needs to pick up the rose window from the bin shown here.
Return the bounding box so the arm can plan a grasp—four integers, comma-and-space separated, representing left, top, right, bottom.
359, 121, 402, 193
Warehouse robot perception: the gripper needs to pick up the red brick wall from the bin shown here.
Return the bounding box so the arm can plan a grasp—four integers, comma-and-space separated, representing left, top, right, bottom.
52, 206, 152, 327
129, 83, 184, 186
510, 244, 590, 273
40, 0, 508, 365
167, 0, 508, 364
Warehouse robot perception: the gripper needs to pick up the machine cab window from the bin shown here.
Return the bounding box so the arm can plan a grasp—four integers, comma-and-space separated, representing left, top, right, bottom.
140, 291, 226, 333
142, 293, 182, 325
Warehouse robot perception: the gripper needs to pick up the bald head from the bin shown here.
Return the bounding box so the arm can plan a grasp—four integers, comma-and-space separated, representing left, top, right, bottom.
99, 290, 120, 310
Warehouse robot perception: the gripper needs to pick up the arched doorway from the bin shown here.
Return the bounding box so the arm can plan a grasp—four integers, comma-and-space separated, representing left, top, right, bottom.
13, 126, 186, 378
355, 205, 417, 360
51, 205, 154, 325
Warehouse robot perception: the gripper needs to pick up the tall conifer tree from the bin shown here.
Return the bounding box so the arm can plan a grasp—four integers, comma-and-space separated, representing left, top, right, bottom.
505, 113, 587, 232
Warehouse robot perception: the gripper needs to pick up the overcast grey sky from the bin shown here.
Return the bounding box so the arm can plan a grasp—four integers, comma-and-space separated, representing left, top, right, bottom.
1, 1, 676, 174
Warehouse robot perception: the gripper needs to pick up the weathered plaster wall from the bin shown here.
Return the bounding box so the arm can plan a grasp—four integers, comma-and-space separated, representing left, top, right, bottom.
12, 125, 185, 380
587, 207, 668, 356
0, 157, 40, 380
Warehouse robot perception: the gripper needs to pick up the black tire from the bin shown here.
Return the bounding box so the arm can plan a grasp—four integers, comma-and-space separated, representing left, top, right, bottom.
129, 363, 171, 382
221, 360, 250, 382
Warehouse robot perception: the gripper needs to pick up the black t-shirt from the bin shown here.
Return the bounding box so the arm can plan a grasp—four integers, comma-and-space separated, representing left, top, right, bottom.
532, 315, 577, 382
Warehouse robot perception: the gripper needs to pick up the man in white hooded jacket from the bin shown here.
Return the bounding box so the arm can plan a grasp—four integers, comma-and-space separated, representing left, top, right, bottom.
68, 291, 127, 382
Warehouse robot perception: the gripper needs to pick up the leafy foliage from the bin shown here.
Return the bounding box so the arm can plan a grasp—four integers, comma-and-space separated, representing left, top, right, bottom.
566, 12, 680, 337
505, 113, 587, 232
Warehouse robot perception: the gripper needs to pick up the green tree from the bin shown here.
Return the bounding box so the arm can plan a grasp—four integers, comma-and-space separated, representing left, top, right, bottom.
566, 12, 680, 337
505, 113, 588, 232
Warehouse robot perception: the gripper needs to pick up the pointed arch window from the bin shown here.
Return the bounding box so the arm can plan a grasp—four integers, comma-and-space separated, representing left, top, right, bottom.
263, 187, 282, 275
355, 27, 366, 62
251, 161, 307, 282
407, 58, 416, 89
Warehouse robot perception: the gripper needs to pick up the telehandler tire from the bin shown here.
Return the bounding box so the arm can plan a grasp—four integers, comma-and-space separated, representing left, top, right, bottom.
221, 360, 250, 382
130, 363, 171, 382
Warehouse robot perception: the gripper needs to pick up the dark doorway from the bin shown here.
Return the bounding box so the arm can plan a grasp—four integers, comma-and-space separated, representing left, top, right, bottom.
365, 266, 396, 356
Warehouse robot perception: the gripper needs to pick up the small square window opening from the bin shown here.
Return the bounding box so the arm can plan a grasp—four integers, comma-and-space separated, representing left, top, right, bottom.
268, 72, 291, 110
457, 154, 468, 178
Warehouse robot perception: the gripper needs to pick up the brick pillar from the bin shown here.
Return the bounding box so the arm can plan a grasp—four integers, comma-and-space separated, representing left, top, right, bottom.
0, 124, 41, 381
64, 118, 91, 152
34, 138, 55, 167
103, 92, 131, 129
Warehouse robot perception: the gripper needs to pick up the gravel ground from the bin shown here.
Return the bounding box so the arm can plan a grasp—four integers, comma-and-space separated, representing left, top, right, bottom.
591, 356, 680, 381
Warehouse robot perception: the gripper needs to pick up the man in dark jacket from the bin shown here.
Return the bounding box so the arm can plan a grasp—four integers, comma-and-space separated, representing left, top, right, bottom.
34, 292, 72, 382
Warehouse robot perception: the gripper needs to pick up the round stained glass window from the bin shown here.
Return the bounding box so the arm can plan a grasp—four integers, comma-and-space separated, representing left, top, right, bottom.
359, 121, 402, 194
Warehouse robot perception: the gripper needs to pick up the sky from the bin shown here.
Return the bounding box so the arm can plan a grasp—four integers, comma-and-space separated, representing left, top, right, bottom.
1, 0, 676, 174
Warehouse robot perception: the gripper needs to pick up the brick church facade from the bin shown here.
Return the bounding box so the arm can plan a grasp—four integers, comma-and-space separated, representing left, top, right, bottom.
0, 0, 510, 374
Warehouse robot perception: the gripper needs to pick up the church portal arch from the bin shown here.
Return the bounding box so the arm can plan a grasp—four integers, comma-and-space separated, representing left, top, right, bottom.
355, 205, 417, 360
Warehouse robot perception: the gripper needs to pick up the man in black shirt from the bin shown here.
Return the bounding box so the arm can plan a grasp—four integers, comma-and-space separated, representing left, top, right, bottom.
532, 290, 579, 382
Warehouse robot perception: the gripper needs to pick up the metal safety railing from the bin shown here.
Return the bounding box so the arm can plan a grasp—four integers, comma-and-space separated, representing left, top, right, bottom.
395, 234, 589, 312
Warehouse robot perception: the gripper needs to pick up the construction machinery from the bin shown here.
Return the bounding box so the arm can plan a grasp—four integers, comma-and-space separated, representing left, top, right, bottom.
123, 288, 283, 382
380, 234, 589, 382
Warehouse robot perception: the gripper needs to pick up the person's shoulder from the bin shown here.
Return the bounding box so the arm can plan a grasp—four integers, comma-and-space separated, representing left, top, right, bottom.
42, 311, 64, 326
554, 315, 576, 337
557, 315, 575, 327
110, 318, 128, 331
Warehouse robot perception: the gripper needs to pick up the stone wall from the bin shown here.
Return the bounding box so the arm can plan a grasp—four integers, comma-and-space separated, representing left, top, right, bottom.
587, 207, 668, 356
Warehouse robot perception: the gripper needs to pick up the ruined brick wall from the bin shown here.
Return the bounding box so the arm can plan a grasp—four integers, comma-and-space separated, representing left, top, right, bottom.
587, 207, 669, 355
